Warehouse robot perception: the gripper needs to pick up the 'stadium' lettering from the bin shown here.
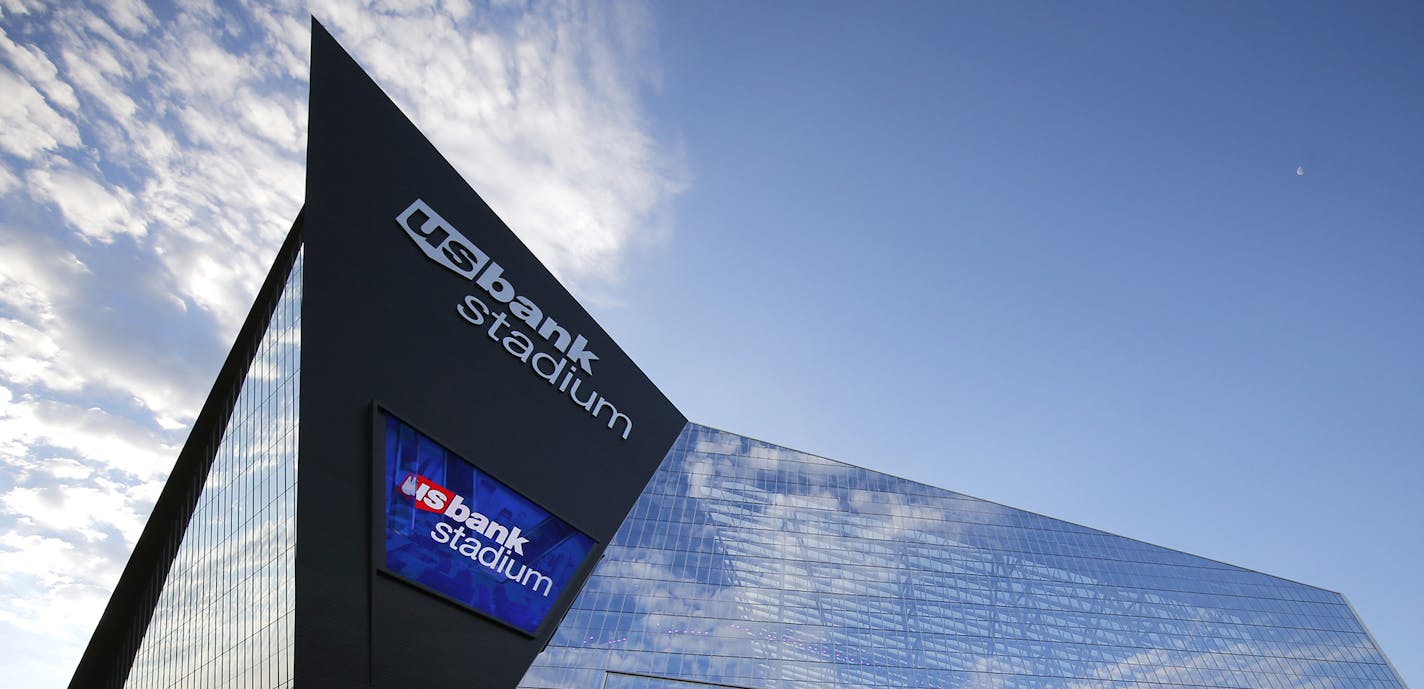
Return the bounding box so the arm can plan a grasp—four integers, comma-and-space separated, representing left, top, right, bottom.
397, 198, 632, 440
430, 523, 552, 597
403, 475, 552, 597
458, 296, 632, 440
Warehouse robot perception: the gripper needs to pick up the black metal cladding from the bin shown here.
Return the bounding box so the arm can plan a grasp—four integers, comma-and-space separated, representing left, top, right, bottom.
297, 18, 685, 689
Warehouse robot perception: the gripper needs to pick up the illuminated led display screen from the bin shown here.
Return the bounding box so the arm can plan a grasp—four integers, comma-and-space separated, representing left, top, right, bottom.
380, 414, 596, 634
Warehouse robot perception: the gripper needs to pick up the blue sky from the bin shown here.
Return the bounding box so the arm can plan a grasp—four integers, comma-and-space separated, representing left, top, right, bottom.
0, 2, 1419, 687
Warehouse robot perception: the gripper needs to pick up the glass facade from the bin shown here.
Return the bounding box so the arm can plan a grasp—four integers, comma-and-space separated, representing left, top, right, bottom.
123, 251, 302, 689
520, 424, 1405, 689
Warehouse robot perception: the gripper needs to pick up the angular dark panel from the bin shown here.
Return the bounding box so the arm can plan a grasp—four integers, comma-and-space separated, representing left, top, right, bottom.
297, 18, 687, 689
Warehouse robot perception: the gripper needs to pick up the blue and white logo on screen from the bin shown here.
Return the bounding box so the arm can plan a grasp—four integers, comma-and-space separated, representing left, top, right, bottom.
382, 414, 595, 633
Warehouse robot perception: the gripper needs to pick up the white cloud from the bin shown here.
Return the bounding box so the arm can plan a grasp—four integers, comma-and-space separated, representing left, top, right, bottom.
0, 25, 79, 111
99, 0, 154, 35
311, 0, 687, 293
239, 95, 301, 148
26, 167, 146, 242
2, 483, 149, 543
59, 46, 139, 121
0, 319, 80, 391
0, 388, 177, 481
0, 65, 81, 158
0, 530, 126, 640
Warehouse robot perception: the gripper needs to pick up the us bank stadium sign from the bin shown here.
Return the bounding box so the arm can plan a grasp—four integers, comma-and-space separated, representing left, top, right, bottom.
282, 22, 688, 688
396, 199, 636, 440
380, 413, 596, 634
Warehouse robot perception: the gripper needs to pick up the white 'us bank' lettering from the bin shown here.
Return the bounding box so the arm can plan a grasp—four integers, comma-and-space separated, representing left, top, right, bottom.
396, 198, 599, 375
395, 199, 634, 440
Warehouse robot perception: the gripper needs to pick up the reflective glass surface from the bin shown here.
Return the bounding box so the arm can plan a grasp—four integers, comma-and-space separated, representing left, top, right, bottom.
124, 251, 301, 689
521, 424, 1405, 689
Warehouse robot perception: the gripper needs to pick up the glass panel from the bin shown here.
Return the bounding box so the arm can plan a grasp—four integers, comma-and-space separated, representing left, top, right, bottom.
605, 672, 754, 689
123, 250, 302, 689
519, 424, 1405, 689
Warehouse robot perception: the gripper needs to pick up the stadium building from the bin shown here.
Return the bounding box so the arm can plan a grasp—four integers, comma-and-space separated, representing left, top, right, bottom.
69, 21, 1407, 689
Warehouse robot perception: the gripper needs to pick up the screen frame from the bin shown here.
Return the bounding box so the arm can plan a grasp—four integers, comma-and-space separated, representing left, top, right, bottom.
369, 401, 602, 638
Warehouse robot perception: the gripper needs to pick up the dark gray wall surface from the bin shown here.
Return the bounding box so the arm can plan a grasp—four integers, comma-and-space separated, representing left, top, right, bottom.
298, 21, 686, 689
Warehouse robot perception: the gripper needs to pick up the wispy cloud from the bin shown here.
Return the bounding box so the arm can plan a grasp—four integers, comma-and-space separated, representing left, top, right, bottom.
0, 2, 682, 686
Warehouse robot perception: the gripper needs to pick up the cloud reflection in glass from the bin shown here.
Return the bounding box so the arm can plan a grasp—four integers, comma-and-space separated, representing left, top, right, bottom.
519, 424, 1403, 689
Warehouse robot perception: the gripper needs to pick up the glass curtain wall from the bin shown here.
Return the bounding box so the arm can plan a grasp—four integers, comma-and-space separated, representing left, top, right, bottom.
520, 424, 1405, 689
123, 251, 302, 689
